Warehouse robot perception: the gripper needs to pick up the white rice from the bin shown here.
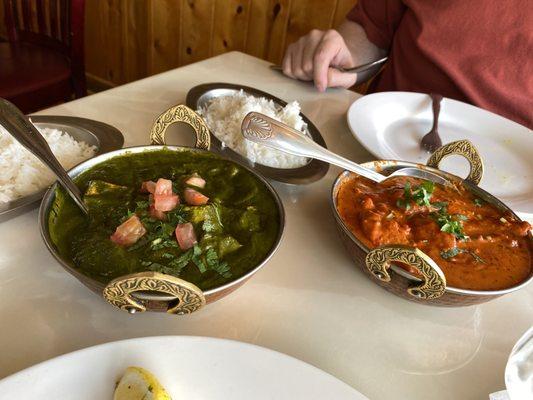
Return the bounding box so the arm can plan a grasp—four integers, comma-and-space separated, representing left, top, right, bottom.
0, 125, 97, 203
197, 90, 308, 168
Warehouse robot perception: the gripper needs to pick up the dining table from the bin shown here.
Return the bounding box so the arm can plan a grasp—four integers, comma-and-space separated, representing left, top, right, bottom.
0, 51, 531, 400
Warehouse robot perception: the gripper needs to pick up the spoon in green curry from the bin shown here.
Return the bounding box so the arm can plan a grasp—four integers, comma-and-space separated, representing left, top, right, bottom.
0, 98, 89, 214
241, 112, 450, 187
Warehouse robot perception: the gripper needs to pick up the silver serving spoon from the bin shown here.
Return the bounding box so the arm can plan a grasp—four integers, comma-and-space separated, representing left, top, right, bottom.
241, 112, 449, 186
0, 98, 88, 214
270, 56, 388, 75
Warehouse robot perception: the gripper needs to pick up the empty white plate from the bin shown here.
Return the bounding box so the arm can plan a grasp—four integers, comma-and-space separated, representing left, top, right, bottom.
0, 336, 367, 399
347, 92, 533, 217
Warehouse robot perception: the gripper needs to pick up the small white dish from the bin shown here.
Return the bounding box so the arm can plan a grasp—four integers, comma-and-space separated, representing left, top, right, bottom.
0, 336, 367, 399
347, 92, 533, 217
505, 327, 533, 400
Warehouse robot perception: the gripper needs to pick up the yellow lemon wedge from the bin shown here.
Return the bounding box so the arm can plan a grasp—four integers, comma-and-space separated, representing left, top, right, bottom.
114, 366, 172, 400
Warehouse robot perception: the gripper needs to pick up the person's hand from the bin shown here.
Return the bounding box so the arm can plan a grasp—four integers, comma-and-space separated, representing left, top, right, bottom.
282, 29, 357, 92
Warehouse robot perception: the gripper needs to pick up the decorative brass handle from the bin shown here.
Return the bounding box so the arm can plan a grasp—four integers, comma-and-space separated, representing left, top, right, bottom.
426, 139, 483, 185
103, 272, 206, 314
365, 245, 447, 299
150, 104, 211, 150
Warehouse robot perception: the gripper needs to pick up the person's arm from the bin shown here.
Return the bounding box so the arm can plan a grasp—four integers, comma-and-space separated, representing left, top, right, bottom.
282, 19, 387, 92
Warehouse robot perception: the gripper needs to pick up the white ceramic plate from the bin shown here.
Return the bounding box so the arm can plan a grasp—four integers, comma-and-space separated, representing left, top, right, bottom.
347, 92, 533, 217
505, 327, 533, 400
0, 336, 367, 399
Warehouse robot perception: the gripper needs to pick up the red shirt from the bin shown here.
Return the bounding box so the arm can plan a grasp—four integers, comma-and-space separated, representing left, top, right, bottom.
348, 0, 533, 127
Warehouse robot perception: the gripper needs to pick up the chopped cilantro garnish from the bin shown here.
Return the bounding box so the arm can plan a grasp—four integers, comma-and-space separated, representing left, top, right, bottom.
205, 247, 231, 278
416, 181, 435, 206
440, 247, 462, 259
170, 250, 193, 269
146, 262, 165, 271
396, 181, 412, 209
211, 203, 223, 227
166, 250, 194, 274
135, 200, 149, 209
431, 201, 448, 212
432, 210, 469, 241
191, 244, 207, 273
150, 237, 165, 250
150, 238, 178, 251
202, 217, 216, 233
440, 247, 485, 263
396, 181, 435, 209
119, 209, 135, 223
167, 207, 188, 225
469, 251, 485, 263
127, 236, 150, 252
474, 198, 484, 207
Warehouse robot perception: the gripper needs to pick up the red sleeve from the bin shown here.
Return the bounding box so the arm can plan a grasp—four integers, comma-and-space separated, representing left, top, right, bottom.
346, 0, 407, 50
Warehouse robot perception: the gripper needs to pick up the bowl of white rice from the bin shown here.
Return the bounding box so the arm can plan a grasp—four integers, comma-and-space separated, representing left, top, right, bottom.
187, 83, 329, 184
0, 116, 123, 221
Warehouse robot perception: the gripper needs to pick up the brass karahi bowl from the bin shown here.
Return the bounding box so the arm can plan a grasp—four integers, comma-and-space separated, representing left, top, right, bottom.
39, 105, 285, 315
330, 140, 533, 306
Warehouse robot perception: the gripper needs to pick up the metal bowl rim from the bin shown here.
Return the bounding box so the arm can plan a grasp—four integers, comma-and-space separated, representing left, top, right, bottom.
330, 160, 533, 296
39, 144, 286, 298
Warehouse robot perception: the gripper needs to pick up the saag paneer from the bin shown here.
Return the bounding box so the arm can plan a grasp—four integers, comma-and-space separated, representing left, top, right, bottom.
49, 149, 280, 291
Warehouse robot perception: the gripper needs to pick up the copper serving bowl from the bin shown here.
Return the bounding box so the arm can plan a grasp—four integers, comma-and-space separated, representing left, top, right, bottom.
39, 105, 285, 315
330, 140, 533, 307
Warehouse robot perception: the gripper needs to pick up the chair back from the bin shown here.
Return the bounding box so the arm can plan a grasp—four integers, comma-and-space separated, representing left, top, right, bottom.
3, 0, 85, 62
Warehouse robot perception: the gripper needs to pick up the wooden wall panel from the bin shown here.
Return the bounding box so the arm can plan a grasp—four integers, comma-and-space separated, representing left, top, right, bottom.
122, 0, 151, 82
262, 0, 291, 64
149, 0, 182, 74
244, 0, 271, 59
211, 0, 251, 57
0, 0, 359, 87
179, 0, 215, 65
284, 0, 337, 49
85, 0, 125, 84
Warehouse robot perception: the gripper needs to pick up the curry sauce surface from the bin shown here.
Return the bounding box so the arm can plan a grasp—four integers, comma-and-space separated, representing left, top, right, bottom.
336, 175, 532, 291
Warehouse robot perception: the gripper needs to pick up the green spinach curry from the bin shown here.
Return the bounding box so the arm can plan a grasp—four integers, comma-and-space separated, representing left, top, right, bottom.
49, 149, 281, 291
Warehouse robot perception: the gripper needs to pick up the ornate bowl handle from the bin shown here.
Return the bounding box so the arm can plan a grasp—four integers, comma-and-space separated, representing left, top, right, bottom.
103, 272, 206, 315
426, 139, 483, 185
365, 245, 447, 299
149, 104, 211, 150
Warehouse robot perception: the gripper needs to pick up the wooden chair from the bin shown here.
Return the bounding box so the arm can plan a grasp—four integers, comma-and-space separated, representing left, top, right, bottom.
0, 0, 86, 113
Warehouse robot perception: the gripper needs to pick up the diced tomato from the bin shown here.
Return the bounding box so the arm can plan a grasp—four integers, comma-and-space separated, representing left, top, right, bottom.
110, 215, 147, 247
185, 173, 206, 188
149, 204, 167, 221
184, 188, 209, 205
152, 178, 179, 211
140, 180, 156, 194
154, 194, 180, 212
175, 222, 197, 250
155, 178, 173, 196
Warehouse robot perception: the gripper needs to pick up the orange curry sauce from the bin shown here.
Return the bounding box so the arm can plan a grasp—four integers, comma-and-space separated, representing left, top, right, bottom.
336, 175, 532, 291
